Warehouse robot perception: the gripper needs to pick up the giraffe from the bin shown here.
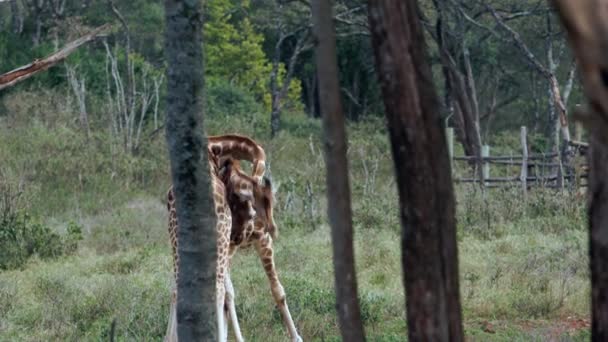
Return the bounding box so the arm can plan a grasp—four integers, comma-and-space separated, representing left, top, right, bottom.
221, 158, 301, 342
165, 149, 235, 342
165, 134, 302, 342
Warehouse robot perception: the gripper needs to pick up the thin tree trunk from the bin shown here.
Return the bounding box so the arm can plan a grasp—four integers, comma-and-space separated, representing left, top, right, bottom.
368, 1, 464, 340
109, 0, 134, 120
164, 0, 217, 340
311, 0, 365, 341
270, 26, 310, 138
270, 39, 282, 139
432, 0, 482, 161
10, 0, 23, 34
551, 1, 608, 340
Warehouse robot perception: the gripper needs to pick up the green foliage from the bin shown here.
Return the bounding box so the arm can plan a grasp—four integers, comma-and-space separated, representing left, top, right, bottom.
0, 2, 593, 338
0, 211, 83, 270
204, 0, 272, 100
0, 112, 168, 216
206, 78, 263, 118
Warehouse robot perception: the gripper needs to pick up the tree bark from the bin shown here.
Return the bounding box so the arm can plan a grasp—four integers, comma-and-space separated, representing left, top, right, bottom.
368, 1, 464, 340
311, 0, 366, 341
164, 0, 217, 340
551, 1, 608, 340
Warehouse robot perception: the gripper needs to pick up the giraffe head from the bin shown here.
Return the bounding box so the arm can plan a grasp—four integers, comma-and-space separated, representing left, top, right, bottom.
220, 158, 277, 239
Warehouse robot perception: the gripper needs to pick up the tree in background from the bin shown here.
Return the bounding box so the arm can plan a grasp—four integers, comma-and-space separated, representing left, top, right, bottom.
551, 0, 608, 339
311, 0, 365, 340
0, 0, 587, 150
368, 0, 464, 339
204, 0, 270, 99
164, 0, 217, 339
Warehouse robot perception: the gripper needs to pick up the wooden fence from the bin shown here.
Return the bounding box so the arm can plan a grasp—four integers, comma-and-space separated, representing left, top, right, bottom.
447, 126, 588, 191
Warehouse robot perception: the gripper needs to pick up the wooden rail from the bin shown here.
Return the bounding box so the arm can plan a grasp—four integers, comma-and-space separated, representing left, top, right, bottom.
446, 126, 588, 191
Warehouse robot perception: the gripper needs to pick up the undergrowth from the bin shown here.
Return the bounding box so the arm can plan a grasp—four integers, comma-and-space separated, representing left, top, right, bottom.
0, 88, 590, 341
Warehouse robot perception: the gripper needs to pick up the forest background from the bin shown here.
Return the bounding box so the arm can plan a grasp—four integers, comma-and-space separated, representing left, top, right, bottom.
0, 0, 590, 340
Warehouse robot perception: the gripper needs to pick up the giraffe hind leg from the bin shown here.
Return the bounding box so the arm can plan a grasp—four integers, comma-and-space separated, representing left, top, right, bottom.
164, 285, 178, 342
255, 235, 302, 342
225, 272, 245, 342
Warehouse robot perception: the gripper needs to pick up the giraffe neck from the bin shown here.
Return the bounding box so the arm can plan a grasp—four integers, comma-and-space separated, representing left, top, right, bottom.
208, 134, 266, 183
167, 157, 228, 283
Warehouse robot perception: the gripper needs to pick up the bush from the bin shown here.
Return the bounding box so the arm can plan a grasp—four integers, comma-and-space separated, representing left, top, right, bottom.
206, 78, 263, 118
0, 211, 83, 270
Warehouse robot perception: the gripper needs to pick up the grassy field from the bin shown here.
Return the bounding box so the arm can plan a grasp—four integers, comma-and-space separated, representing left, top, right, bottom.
0, 91, 591, 341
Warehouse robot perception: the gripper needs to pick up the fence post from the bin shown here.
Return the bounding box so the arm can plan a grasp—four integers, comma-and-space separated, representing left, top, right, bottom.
520, 126, 528, 197
482, 144, 490, 186
446, 127, 454, 171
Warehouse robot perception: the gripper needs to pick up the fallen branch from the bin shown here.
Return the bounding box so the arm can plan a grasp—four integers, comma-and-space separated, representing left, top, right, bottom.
0, 24, 111, 91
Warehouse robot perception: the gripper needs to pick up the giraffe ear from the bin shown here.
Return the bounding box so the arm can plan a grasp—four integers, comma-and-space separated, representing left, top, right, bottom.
263, 176, 277, 196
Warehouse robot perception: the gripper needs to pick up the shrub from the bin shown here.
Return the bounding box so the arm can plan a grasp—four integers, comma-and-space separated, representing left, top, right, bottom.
0, 205, 83, 270
206, 79, 263, 118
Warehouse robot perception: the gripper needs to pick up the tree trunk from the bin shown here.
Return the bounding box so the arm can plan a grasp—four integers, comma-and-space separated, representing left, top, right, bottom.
10, 0, 23, 34
367, 1, 464, 340
589, 138, 608, 340
432, 2, 482, 160
164, 0, 217, 340
270, 26, 309, 139
551, 1, 608, 339
311, 0, 366, 341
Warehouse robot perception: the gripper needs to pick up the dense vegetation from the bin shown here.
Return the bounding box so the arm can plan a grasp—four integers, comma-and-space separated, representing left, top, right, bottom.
0, 0, 590, 340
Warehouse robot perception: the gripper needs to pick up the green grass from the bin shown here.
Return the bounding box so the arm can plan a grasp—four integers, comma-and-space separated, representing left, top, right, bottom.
0, 90, 591, 340
0, 199, 589, 340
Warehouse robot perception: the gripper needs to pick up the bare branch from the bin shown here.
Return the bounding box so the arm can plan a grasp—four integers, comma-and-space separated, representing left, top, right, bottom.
485, 3, 550, 76
0, 24, 111, 91
562, 60, 577, 107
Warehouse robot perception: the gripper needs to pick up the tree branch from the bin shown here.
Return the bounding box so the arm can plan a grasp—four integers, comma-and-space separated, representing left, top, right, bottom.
0, 24, 111, 91
485, 2, 550, 77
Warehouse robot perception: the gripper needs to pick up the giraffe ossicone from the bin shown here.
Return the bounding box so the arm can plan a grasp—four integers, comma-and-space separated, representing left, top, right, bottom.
165, 134, 302, 342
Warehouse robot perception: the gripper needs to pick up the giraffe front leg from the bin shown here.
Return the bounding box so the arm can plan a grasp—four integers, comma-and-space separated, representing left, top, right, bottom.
225, 272, 245, 342
255, 235, 302, 342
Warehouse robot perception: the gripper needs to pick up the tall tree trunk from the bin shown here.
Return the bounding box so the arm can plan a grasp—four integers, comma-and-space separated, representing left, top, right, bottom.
551, 1, 608, 340
10, 0, 23, 34
311, 0, 366, 340
432, 1, 482, 160
546, 22, 561, 155
270, 26, 310, 139
269, 23, 283, 139
27, 0, 45, 46
368, 1, 464, 340
164, 0, 217, 340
